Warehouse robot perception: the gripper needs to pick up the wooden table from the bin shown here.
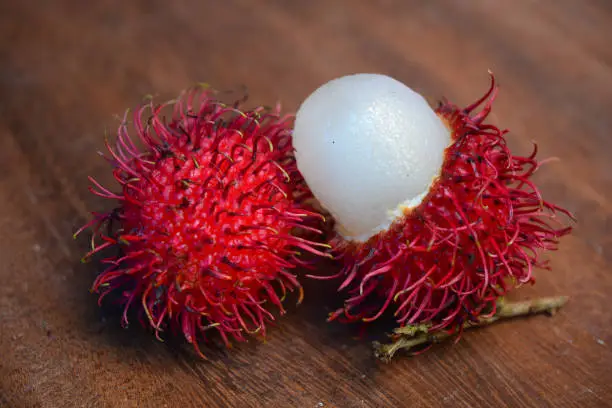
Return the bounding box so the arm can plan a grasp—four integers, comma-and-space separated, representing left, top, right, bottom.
1, 1, 611, 407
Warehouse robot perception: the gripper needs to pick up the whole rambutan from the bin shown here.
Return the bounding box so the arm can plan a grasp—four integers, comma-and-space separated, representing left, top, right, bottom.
76, 86, 327, 357
292, 72, 574, 360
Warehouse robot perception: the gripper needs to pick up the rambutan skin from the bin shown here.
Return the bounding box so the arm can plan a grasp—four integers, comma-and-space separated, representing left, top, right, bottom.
77, 87, 325, 357
323, 75, 574, 336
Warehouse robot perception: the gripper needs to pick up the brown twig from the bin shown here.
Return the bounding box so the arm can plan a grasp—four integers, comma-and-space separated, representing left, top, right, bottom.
373, 296, 568, 362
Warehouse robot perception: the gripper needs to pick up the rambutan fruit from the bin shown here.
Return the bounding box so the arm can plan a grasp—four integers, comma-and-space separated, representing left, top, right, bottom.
76, 86, 327, 357
292, 72, 574, 360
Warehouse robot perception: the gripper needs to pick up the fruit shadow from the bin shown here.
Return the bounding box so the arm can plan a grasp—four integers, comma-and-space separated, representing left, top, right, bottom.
71, 230, 402, 367
294, 263, 398, 338
280, 258, 406, 367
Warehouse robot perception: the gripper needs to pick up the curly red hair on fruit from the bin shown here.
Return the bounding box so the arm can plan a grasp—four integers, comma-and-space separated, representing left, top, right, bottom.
296, 73, 574, 341
76, 87, 327, 358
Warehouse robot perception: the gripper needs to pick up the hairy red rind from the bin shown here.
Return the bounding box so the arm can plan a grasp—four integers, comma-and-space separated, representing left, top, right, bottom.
76, 87, 325, 358
320, 74, 574, 337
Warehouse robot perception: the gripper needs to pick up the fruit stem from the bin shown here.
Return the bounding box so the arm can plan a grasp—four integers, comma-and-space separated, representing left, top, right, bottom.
373, 296, 568, 362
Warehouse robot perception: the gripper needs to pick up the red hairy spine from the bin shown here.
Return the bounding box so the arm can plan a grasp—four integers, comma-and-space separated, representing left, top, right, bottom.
319, 75, 574, 337
77, 88, 326, 357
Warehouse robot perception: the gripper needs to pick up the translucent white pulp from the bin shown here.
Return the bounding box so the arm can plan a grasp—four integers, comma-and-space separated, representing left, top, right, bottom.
293, 73, 451, 241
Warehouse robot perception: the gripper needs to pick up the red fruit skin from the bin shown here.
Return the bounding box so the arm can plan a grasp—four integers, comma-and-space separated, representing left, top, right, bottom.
320, 75, 574, 338
77, 88, 325, 357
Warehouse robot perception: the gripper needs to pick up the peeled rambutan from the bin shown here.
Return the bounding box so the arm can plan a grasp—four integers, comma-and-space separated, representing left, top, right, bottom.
76, 86, 327, 357
292, 72, 574, 359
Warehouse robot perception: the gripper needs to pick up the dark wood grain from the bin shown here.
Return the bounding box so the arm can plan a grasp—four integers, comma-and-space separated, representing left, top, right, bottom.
1, 1, 611, 407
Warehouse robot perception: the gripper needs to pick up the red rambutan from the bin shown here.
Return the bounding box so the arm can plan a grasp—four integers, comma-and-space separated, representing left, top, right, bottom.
292, 72, 574, 360
76, 87, 327, 357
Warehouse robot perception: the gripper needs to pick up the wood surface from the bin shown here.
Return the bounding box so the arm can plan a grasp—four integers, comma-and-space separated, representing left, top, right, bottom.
1, 1, 611, 407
